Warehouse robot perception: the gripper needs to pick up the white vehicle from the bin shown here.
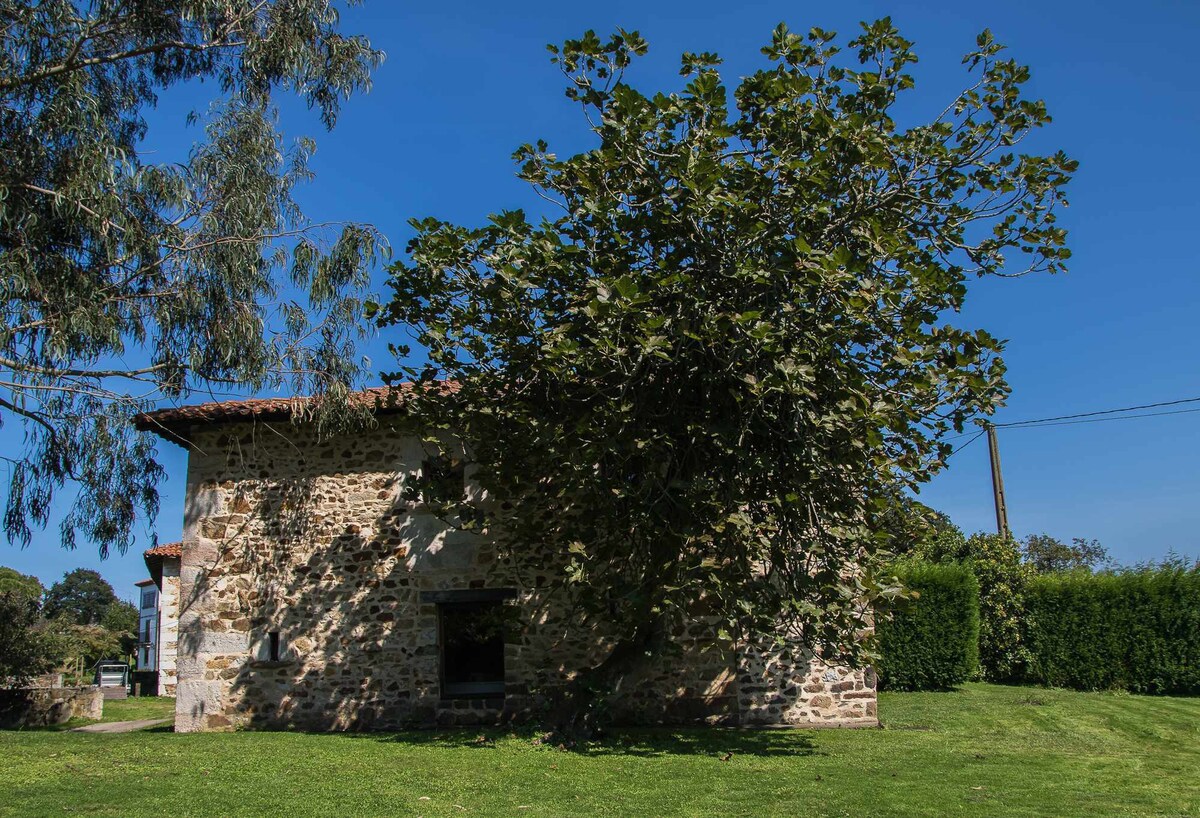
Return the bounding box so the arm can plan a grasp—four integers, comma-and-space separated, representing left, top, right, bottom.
92, 660, 130, 699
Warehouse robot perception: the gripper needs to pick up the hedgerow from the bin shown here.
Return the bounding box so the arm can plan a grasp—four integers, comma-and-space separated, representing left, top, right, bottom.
877, 560, 980, 690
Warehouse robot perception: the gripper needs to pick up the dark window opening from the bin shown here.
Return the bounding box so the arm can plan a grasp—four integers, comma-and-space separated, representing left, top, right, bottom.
439, 601, 506, 698
420, 454, 466, 503
268, 631, 281, 662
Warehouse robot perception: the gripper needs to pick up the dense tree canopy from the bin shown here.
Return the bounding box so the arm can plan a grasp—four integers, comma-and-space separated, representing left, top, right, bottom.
0, 567, 139, 680
0, 589, 52, 684
0, 566, 43, 601
43, 568, 117, 626
100, 599, 140, 660
0, 0, 385, 555
378, 21, 1075, 716
916, 530, 1030, 681
874, 493, 962, 557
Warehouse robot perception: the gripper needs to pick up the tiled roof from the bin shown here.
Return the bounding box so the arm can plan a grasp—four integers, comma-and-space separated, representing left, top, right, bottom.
144, 542, 182, 559
133, 383, 455, 440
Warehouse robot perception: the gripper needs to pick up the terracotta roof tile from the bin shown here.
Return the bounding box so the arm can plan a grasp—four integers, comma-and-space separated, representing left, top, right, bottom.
143, 542, 182, 559
133, 382, 456, 441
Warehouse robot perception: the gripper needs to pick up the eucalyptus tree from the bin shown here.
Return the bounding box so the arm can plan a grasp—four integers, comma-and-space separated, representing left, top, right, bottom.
0, 1, 386, 555
381, 20, 1074, 722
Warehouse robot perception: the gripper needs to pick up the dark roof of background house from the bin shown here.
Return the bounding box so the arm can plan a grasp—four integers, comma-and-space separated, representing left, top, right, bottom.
132, 382, 458, 441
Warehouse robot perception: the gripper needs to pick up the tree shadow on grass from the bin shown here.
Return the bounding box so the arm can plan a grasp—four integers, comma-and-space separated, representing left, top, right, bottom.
339, 726, 820, 758
0, 722, 76, 733
584, 728, 820, 758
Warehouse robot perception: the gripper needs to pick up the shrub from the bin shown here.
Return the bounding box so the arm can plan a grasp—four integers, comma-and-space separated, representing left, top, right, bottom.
0, 591, 55, 685
917, 531, 1031, 682
877, 560, 980, 691
1024, 563, 1200, 693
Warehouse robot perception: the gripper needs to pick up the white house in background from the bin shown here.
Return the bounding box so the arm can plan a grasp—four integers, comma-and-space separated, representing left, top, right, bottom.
135, 578, 159, 672
135, 542, 182, 696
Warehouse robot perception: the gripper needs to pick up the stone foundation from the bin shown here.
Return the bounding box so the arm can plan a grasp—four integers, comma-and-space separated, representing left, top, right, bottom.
172, 420, 877, 732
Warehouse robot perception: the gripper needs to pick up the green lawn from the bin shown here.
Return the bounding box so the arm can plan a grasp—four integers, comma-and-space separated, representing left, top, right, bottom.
1, 684, 1196, 817
87, 696, 177, 725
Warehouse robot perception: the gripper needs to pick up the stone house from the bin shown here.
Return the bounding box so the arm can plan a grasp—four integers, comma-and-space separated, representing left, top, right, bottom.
135, 387, 877, 733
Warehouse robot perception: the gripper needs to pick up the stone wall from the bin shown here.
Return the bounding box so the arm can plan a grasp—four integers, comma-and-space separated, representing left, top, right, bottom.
173, 418, 876, 732
739, 644, 878, 726
158, 559, 181, 696
0, 686, 104, 728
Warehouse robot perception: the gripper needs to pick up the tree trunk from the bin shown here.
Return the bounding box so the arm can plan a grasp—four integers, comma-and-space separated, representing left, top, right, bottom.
545, 615, 664, 743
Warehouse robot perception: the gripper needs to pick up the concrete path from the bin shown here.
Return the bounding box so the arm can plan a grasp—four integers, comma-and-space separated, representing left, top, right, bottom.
71, 718, 171, 733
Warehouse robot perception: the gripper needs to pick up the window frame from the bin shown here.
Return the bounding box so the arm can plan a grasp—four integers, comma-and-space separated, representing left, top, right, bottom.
423, 589, 515, 700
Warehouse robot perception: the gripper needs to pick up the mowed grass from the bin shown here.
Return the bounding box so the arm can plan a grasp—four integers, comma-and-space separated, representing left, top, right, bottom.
89, 696, 177, 724
1, 684, 1196, 817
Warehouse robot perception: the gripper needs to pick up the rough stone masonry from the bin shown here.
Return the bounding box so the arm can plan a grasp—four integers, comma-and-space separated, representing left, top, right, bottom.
136, 392, 877, 733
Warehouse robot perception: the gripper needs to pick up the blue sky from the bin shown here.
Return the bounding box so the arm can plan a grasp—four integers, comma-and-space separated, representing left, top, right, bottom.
3, 0, 1198, 597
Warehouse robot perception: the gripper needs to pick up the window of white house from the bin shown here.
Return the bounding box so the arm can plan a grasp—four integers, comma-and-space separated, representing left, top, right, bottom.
139, 615, 157, 670
438, 601, 506, 698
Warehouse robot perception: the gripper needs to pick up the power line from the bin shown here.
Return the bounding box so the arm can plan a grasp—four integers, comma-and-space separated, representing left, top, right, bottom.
995, 396, 1200, 428
936, 394, 1200, 446
945, 427, 987, 459
999, 405, 1200, 430
951, 394, 1200, 541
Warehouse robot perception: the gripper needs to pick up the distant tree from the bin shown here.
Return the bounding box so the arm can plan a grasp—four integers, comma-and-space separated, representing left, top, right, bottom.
1022, 533, 1109, 573
378, 21, 1074, 727
0, 566, 43, 602
0, 591, 54, 684
1, 1, 387, 557
100, 600, 140, 660
37, 620, 122, 678
43, 569, 117, 626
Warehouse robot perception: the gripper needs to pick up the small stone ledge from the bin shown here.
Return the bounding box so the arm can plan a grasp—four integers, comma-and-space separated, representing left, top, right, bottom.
245, 660, 297, 670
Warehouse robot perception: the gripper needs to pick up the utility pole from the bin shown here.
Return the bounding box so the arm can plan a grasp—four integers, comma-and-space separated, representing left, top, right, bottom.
985, 422, 1011, 539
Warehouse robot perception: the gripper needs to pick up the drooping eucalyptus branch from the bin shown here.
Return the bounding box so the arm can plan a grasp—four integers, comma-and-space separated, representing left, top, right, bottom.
0, 1, 387, 554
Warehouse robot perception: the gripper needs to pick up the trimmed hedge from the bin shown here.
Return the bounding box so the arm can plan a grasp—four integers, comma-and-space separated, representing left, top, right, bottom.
877, 560, 980, 691
1024, 566, 1200, 694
